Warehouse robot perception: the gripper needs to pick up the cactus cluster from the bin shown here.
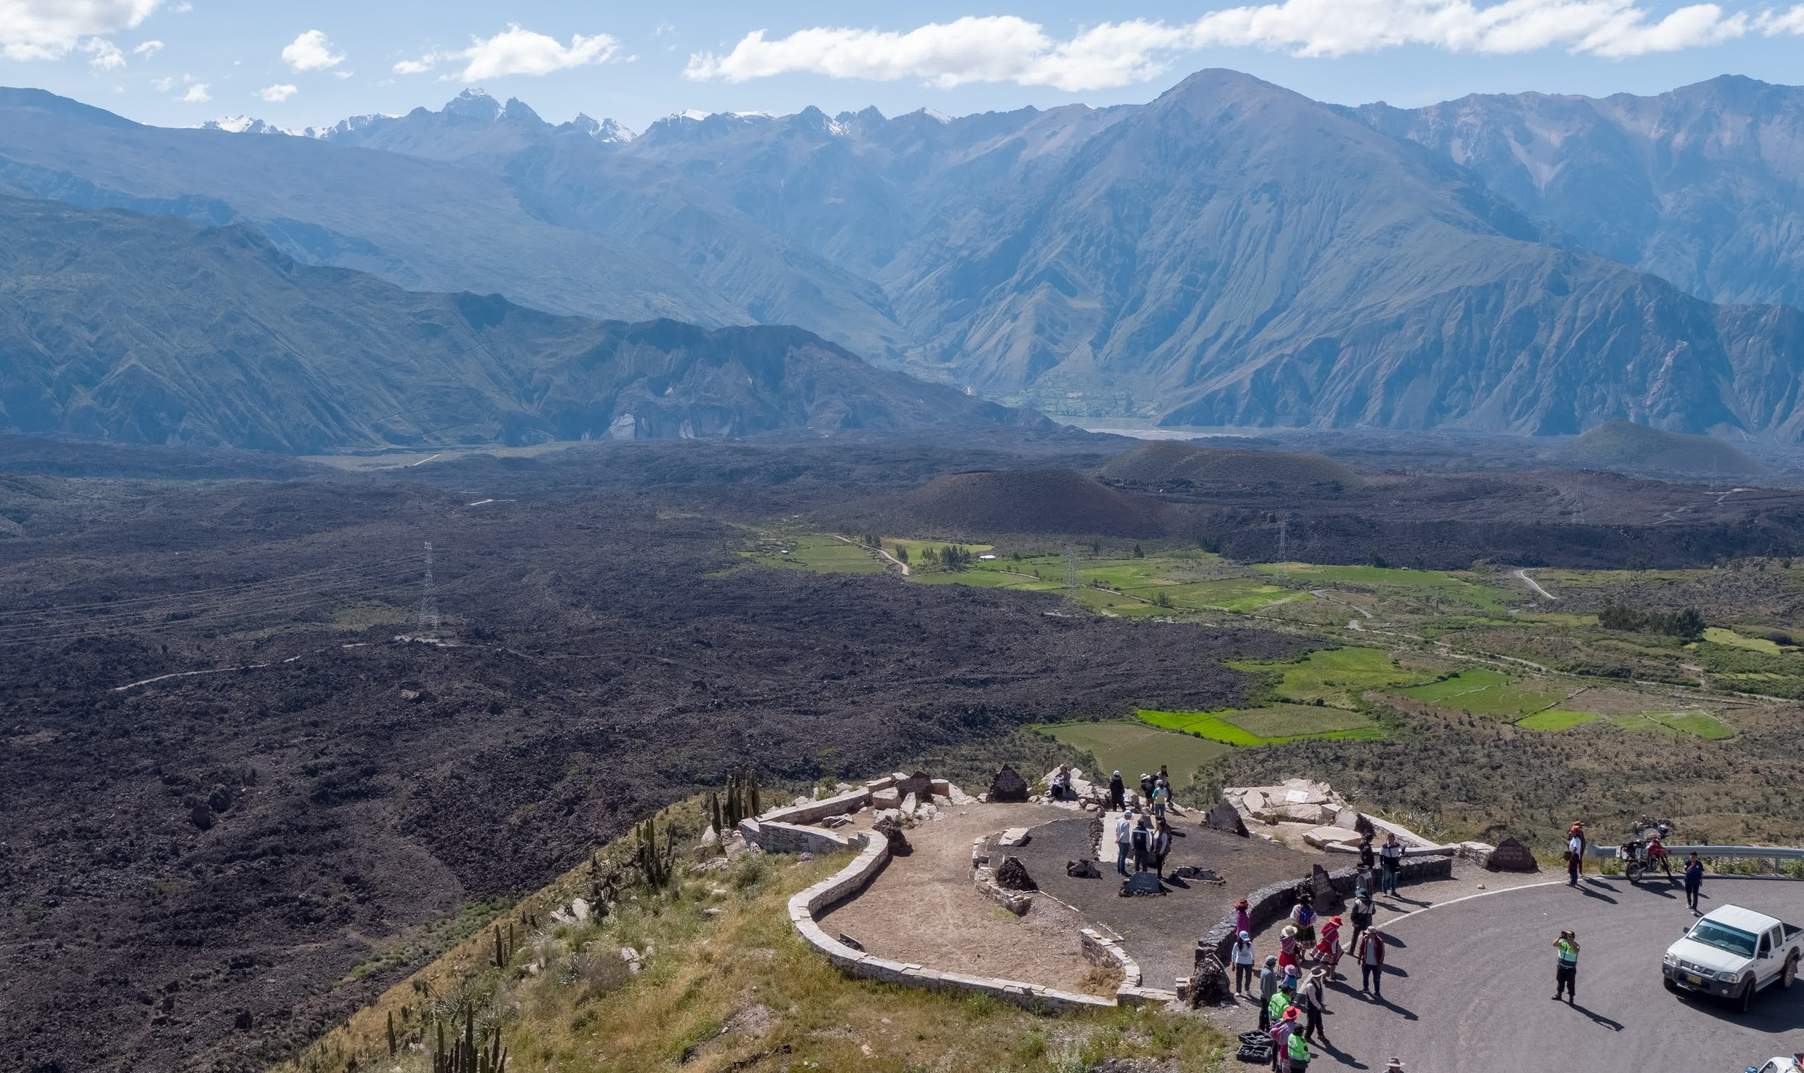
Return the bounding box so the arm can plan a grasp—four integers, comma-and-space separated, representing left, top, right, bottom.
491, 923, 517, 970
632, 818, 676, 890
431, 1007, 507, 1073
717, 771, 762, 830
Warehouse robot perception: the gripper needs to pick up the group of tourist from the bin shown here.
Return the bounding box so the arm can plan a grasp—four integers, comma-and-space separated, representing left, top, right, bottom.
1231, 881, 1395, 1071
1110, 766, 1179, 878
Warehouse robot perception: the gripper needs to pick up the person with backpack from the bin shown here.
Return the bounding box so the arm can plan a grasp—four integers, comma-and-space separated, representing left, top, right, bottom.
1356, 929, 1387, 997
1553, 929, 1580, 1003
1268, 996, 1298, 1071
1108, 770, 1125, 811
1257, 954, 1279, 1029
1232, 931, 1258, 993
1290, 895, 1317, 948
1131, 813, 1152, 873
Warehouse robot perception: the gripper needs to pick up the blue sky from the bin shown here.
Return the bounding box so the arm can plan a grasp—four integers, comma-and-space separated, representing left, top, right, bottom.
4, 1, 1803, 132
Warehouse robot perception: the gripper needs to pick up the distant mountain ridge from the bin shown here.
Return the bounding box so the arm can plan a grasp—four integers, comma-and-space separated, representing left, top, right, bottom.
8, 73, 1804, 439
0, 197, 1040, 451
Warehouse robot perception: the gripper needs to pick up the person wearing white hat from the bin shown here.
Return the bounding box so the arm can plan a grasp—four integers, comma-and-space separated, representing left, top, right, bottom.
1384, 1060, 1405, 1072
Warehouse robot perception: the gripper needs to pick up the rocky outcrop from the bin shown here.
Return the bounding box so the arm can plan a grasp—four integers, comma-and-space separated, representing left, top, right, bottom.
988, 765, 1029, 803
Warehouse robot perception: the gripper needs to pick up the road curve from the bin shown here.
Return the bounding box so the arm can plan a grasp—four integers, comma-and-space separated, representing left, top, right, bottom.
1308, 876, 1804, 1073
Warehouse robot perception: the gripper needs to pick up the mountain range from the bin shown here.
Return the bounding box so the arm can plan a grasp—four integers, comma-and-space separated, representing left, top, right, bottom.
0, 197, 1034, 451
5, 71, 1804, 439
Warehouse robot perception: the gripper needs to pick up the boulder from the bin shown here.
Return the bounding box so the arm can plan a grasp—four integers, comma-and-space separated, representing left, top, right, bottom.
871, 788, 901, 809
1204, 799, 1249, 837
1173, 865, 1225, 884
895, 771, 934, 802
988, 765, 1030, 803
899, 792, 920, 817
698, 825, 720, 848
1486, 836, 1539, 873
1067, 858, 1102, 879
1302, 825, 1364, 850
994, 855, 1037, 891
1354, 812, 1377, 838
1120, 872, 1166, 897
872, 816, 912, 856
997, 827, 1031, 847
1310, 863, 1341, 909
1189, 948, 1231, 1006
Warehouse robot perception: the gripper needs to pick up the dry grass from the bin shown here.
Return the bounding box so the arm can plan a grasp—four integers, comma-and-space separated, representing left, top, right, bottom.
276, 830, 1230, 1073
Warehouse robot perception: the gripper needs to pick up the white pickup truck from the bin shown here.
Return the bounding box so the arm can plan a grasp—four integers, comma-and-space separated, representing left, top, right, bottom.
1663, 904, 1802, 1011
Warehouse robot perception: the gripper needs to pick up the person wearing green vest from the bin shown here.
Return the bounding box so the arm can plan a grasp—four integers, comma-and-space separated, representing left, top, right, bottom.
1267, 979, 1295, 1024
1287, 1020, 1313, 1072
1553, 929, 1580, 1002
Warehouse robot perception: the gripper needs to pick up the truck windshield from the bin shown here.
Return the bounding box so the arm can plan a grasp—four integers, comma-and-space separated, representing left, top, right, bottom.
1689, 920, 1757, 958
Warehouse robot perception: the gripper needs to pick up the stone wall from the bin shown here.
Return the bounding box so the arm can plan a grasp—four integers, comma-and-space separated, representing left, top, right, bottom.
784, 833, 1118, 1014
756, 820, 858, 856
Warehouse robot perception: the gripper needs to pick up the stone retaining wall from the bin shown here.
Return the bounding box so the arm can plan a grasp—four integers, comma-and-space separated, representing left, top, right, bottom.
756, 820, 858, 856
1198, 854, 1454, 968
783, 833, 1118, 1014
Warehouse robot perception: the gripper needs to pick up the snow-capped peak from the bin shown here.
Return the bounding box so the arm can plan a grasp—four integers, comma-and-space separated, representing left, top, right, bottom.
568, 113, 637, 142
201, 115, 297, 136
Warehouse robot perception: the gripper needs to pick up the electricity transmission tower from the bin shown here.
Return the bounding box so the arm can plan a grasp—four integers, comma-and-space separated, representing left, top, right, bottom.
1064, 546, 1078, 592
1277, 516, 1289, 560
417, 541, 440, 633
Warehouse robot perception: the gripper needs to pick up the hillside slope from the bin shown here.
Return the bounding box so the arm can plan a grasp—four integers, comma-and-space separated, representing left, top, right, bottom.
0, 198, 1036, 451
1358, 75, 1804, 310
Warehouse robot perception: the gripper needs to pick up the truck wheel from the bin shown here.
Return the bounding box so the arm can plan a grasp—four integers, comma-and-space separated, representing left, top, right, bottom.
1785, 955, 1798, 990
1738, 978, 1755, 1013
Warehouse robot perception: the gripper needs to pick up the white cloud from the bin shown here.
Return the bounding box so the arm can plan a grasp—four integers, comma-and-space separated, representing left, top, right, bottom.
392, 25, 618, 80
258, 82, 297, 101
281, 28, 343, 71
80, 36, 126, 70
151, 74, 174, 90
181, 81, 209, 102
0, 0, 161, 61
687, 2, 1758, 90
132, 38, 163, 56
1761, 4, 1804, 33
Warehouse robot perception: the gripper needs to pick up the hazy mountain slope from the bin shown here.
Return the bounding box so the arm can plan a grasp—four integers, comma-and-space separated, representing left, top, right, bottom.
0, 88, 901, 358
1358, 75, 1804, 309
0, 198, 1037, 451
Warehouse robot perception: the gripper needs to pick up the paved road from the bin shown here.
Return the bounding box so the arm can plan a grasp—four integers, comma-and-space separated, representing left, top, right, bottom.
1307, 876, 1804, 1073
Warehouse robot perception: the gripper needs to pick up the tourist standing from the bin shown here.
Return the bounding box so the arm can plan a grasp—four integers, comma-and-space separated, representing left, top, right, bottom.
1257, 955, 1279, 1029
1566, 827, 1583, 887
1109, 770, 1125, 811
1131, 814, 1152, 873
1358, 835, 1376, 873
1553, 929, 1580, 1003
1152, 816, 1173, 878
1278, 925, 1301, 973
1140, 771, 1156, 803
1283, 1007, 1310, 1072
1348, 891, 1374, 957
1152, 779, 1169, 820
1302, 967, 1331, 1045
1269, 996, 1298, 1071
1683, 852, 1705, 913
1569, 821, 1587, 876
1356, 929, 1387, 997
1115, 809, 1133, 876
1235, 897, 1253, 939
1290, 896, 1317, 948
1232, 930, 1257, 993
1379, 833, 1404, 895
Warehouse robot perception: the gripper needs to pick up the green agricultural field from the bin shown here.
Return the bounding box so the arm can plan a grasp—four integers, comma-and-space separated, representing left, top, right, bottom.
1399, 668, 1568, 717
1256, 562, 1515, 612
1610, 710, 1736, 740
1516, 709, 1600, 732
1148, 578, 1308, 613
886, 536, 993, 561
1703, 627, 1789, 654
1138, 704, 1383, 746
1036, 720, 1231, 783
1232, 646, 1426, 708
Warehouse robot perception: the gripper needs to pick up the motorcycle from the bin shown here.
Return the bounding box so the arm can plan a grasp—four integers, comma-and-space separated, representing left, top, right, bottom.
1618, 819, 1675, 885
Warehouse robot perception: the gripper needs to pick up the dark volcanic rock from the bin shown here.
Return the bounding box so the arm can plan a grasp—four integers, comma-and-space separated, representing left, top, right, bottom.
1204, 799, 1249, 837
1190, 948, 1231, 1005
894, 770, 933, 802
1486, 837, 1540, 873
995, 855, 1037, 891
988, 765, 1029, 803
1067, 858, 1102, 879
1120, 872, 1166, 897
872, 816, 911, 856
